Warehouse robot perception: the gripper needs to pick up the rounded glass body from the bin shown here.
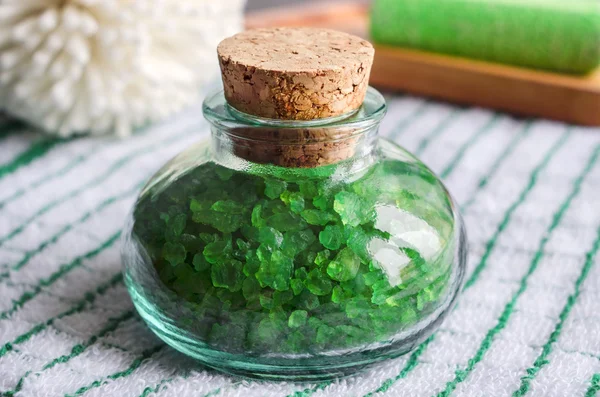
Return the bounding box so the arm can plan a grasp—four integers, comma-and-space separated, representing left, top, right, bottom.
122, 88, 466, 381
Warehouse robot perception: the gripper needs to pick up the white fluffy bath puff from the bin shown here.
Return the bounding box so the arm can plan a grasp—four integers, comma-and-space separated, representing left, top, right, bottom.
0, 0, 245, 137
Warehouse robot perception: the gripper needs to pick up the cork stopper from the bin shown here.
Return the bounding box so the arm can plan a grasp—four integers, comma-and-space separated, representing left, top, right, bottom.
217, 27, 374, 120
216, 28, 375, 168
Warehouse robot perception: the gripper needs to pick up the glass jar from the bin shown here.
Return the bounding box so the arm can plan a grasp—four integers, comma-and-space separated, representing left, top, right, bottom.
122, 87, 466, 381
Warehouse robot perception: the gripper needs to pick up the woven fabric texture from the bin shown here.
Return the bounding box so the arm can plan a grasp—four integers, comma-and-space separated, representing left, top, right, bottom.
0, 92, 599, 397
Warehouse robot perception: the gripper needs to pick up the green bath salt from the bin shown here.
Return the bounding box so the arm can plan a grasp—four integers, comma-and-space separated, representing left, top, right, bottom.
131, 160, 455, 354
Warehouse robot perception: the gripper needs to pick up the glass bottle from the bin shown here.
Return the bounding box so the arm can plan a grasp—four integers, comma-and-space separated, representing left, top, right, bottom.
122, 86, 466, 381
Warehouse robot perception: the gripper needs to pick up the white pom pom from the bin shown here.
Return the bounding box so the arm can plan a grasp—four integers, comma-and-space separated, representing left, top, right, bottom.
0, 0, 246, 137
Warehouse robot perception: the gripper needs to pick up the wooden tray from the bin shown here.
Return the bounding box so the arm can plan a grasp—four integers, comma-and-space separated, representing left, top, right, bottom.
246, 1, 600, 126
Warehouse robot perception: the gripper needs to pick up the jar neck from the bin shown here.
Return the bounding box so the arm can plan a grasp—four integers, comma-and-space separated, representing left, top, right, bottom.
202, 87, 387, 171
209, 119, 380, 171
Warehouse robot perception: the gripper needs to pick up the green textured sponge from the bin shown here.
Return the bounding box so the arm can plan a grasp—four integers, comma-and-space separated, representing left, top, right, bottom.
371, 0, 600, 74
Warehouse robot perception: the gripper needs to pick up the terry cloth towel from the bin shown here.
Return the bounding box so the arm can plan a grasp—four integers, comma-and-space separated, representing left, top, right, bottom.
1, 91, 600, 397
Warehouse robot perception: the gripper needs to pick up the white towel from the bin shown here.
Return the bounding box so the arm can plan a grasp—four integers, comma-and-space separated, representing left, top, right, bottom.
1, 92, 600, 397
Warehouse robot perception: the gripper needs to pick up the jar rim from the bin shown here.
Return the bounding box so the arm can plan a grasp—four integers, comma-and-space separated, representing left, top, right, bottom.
202, 86, 387, 137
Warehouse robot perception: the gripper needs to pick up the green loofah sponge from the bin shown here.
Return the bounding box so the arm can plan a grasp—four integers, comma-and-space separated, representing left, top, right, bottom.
371, 0, 600, 74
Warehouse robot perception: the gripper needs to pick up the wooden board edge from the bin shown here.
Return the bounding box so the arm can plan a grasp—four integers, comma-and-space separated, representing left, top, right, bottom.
246, 2, 600, 92
246, 1, 600, 126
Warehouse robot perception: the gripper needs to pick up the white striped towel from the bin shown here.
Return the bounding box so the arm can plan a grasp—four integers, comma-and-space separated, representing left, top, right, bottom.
1, 90, 600, 397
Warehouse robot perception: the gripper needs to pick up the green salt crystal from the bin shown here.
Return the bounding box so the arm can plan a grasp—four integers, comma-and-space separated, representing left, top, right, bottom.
294, 267, 308, 280
236, 238, 250, 253
331, 285, 345, 303
246, 297, 262, 311
373, 228, 392, 241
346, 227, 371, 262
295, 290, 321, 311
327, 247, 360, 282
168, 205, 183, 216
209, 313, 247, 351
308, 316, 322, 329
264, 199, 286, 214
399, 306, 418, 324
429, 273, 449, 299
385, 293, 412, 308
288, 310, 308, 328
158, 261, 176, 284
319, 224, 344, 250
345, 297, 370, 319
211, 200, 245, 214
199, 293, 221, 311
294, 249, 317, 268
210, 212, 244, 233
241, 225, 259, 241
259, 226, 284, 249
306, 269, 333, 296
199, 233, 217, 244
179, 234, 199, 252
173, 263, 195, 282
312, 195, 329, 210
190, 209, 211, 225
376, 304, 400, 322
215, 288, 238, 305
166, 213, 187, 237
288, 229, 317, 251
255, 250, 293, 291
208, 323, 229, 348
402, 247, 429, 273
203, 238, 232, 265
364, 268, 382, 286
251, 318, 281, 347
264, 178, 287, 199
189, 198, 208, 213
267, 211, 307, 232
339, 325, 365, 346
273, 290, 294, 306
251, 203, 266, 227
211, 259, 243, 291
416, 293, 426, 311
192, 253, 210, 272
256, 244, 271, 263
237, 180, 259, 204
334, 191, 374, 226
291, 279, 304, 295
372, 284, 398, 306
242, 277, 260, 300
342, 272, 367, 295
316, 324, 335, 345
314, 250, 331, 266
298, 181, 318, 198
305, 250, 317, 265
282, 229, 316, 257
280, 191, 305, 213
271, 251, 294, 290
163, 242, 186, 266
243, 250, 261, 276
269, 307, 288, 322
417, 287, 436, 310
300, 209, 336, 226
284, 330, 305, 353
259, 294, 274, 309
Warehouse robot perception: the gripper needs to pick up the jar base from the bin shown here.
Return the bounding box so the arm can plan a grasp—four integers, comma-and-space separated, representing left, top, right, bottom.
127, 274, 458, 382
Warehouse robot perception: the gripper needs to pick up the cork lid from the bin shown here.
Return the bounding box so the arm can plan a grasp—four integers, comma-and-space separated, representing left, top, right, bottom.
217, 27, 375, 120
